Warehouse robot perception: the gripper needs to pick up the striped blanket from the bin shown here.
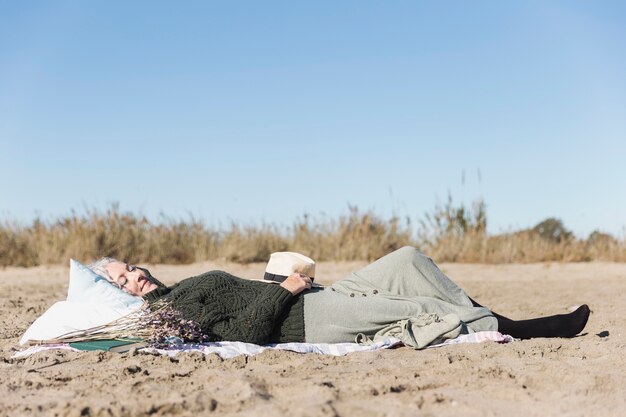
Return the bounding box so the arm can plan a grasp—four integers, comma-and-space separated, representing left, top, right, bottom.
13, 331, 513, 359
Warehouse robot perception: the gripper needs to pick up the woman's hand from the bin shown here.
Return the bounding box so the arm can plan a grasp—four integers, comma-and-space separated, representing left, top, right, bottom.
279, 273, 313, 295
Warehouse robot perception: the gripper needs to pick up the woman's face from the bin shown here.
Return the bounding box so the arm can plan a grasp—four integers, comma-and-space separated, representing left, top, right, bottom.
105, 261, 158, 296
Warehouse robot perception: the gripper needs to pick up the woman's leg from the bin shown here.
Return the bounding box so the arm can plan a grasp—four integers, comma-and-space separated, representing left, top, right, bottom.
332, 246, 474, 306
334, 246, 591, 339
469, 298, 590, 339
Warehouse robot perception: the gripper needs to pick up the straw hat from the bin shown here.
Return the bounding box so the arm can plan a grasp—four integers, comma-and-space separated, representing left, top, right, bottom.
264, 252, 316, 283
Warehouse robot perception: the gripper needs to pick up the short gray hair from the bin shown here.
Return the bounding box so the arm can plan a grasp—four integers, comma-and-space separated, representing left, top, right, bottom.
88, 257, 121, 281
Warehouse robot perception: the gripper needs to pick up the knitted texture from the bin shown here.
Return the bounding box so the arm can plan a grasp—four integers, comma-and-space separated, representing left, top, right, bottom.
143, 271, 305, 344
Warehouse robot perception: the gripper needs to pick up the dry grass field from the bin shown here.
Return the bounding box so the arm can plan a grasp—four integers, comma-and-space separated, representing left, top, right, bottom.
2, 203, 625, 267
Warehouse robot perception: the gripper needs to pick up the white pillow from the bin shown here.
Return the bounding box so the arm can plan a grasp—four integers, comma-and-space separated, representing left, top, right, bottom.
19, 259, 144, 345
19, 301, 132, 345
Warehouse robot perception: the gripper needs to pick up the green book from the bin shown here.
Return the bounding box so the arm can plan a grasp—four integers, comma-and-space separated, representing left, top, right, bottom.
69, 338, 146, 353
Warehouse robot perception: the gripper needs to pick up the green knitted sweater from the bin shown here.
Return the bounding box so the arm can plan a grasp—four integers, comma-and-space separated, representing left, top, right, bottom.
142, 271, 305, 344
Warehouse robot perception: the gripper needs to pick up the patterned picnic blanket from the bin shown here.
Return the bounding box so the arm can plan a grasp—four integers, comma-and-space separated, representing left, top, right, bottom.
13, 331, 513, 359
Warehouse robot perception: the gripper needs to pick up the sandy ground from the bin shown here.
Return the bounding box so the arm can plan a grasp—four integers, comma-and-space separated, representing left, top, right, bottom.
1, 260, 625, 417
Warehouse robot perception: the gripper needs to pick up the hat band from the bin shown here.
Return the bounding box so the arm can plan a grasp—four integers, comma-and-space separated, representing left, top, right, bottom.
264, 272, 315, 283
264, 272, 287, 283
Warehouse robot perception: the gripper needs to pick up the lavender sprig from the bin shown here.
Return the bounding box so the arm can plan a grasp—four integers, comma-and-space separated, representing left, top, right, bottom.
144, 301, 209, 347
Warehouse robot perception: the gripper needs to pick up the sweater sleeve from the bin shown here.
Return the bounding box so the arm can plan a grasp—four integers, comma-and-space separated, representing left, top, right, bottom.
175, 279, 296, 344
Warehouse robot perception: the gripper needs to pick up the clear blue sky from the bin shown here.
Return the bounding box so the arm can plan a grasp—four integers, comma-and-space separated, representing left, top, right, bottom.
1, 1, 625, 238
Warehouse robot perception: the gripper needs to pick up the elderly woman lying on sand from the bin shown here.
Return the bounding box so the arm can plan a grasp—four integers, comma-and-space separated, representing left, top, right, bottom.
88, 246, 590, 348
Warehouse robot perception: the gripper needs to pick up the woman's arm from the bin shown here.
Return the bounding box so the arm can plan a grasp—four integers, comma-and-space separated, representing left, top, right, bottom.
173, 276, 297, 344
207, 284, 295, 344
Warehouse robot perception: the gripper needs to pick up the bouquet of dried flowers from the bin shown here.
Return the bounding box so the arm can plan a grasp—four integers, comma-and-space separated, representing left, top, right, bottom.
35, 301, 209, 347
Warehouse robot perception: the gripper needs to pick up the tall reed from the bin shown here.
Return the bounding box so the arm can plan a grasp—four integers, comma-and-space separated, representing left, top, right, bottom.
1, 201, 624, 266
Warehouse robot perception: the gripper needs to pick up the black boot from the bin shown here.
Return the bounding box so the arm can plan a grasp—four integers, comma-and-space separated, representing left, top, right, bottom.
495, 305, 590, 339
469, 298, 591, 339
